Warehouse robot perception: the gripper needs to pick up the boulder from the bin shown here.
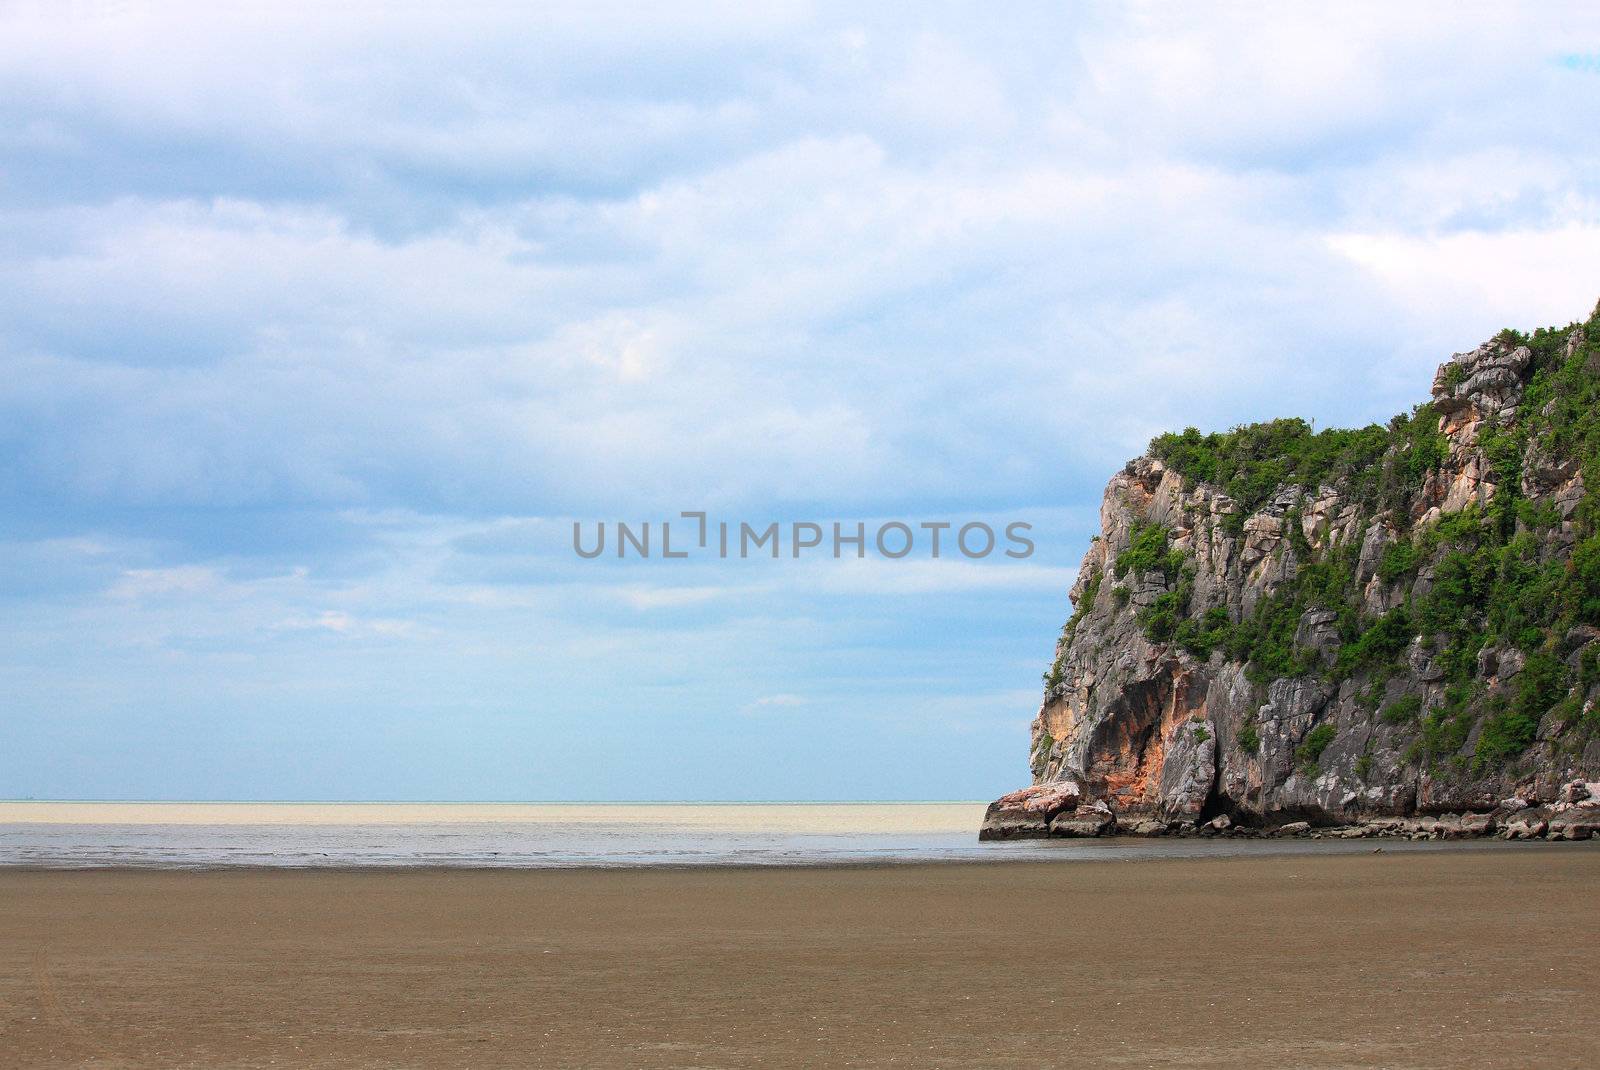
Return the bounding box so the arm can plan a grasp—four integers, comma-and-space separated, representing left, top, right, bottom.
1273, 821, 1311, 837
1049, 804, 1114, 838
1559, 779, 1596, 805
980, 780, 1083, 840
1547, 807, 1600, 841
1503, 810, 1548, 839
1426, 814, 1465, 839
1295, 609, 1343, 662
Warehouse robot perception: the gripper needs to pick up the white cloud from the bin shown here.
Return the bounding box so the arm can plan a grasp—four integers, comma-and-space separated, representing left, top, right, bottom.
1328, 226, 1600, 336
808, 558, 1078, 597
739, 693, 807, 715
108, 565, 227, 600
616, 585, 731, 611
274, 609, 419, 639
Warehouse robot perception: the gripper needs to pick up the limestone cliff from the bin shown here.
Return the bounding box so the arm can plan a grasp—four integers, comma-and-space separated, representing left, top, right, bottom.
984, 300, 1600, 840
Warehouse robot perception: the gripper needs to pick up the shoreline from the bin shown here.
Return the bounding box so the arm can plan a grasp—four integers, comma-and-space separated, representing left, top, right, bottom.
0, 833, 1585, 874
1, 830, 1585, 875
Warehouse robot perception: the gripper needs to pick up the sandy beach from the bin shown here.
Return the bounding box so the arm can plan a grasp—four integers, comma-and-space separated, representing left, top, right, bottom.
2, 848, 1596, 1069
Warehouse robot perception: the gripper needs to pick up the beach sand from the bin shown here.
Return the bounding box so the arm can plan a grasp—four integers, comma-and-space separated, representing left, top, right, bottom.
2, 848, 1596, 1068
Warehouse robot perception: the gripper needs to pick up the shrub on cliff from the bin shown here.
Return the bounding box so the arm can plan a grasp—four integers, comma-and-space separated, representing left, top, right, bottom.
1295, 724, 1337, 770
1113, 522, 1183, 581
1380, 694, 1421, 725
1237, 722, 1260, 754
1149, 408, 1443, 530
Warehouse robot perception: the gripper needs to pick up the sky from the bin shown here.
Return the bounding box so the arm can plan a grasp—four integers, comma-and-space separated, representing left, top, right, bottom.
4, 2, 1600, 801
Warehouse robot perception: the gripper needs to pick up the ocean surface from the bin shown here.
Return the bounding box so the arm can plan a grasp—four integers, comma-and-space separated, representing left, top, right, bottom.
0, 801, 1529, 869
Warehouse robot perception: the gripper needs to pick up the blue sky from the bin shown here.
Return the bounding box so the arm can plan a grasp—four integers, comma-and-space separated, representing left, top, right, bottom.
4, 2, 1600, 800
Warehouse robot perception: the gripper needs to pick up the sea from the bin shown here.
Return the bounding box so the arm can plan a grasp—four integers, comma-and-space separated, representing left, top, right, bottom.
0, 801, 1523, 869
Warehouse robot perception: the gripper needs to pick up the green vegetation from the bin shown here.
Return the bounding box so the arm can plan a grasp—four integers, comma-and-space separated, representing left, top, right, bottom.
1030, 732, 1057, 776
1474, 652, 1564, 768
1412, 680, 1478, 766
1335, 605, 1413, 676
1173, 605, 1231, 659
1295, 723, 1338, 770
1113, 522, 1185, 580
1377, 540, 1422, 582
1150, 406, 1447, 536
1077, 568, 1103, 617
1219, 540, 1367, 683
1137, 579, 1194, 644
1237, 722, 1260, 754
1111, 522, 1199, 644
1380, 694, 1422, 725
1045, 568, 1102, 689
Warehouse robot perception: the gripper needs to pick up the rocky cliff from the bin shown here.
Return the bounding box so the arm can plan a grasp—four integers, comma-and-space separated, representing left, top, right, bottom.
984, 300, 1600, 841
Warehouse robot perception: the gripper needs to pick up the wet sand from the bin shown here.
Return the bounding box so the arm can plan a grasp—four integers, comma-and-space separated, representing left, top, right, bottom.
2, 848, 1596, 1068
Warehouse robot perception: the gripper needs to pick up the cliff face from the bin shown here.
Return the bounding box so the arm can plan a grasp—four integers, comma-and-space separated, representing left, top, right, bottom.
984, 302, 1600, 840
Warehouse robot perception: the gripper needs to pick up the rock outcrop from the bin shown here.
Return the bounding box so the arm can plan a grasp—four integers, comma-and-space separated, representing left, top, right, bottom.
985, 302, 1600, 840
979, 781, 1082, 839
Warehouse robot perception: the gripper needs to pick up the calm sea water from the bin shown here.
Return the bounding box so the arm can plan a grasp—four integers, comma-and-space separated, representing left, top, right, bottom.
0, 802, 1524, 869
0, 802, 1005, 868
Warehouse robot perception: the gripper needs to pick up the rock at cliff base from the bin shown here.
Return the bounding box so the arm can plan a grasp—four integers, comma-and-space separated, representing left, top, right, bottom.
1049, 806, 1114, 838
1546, 807, 1600, 841
1559, 779, 1596, 805
979, 781, 1083, 840
1502, 810, 1550, 839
